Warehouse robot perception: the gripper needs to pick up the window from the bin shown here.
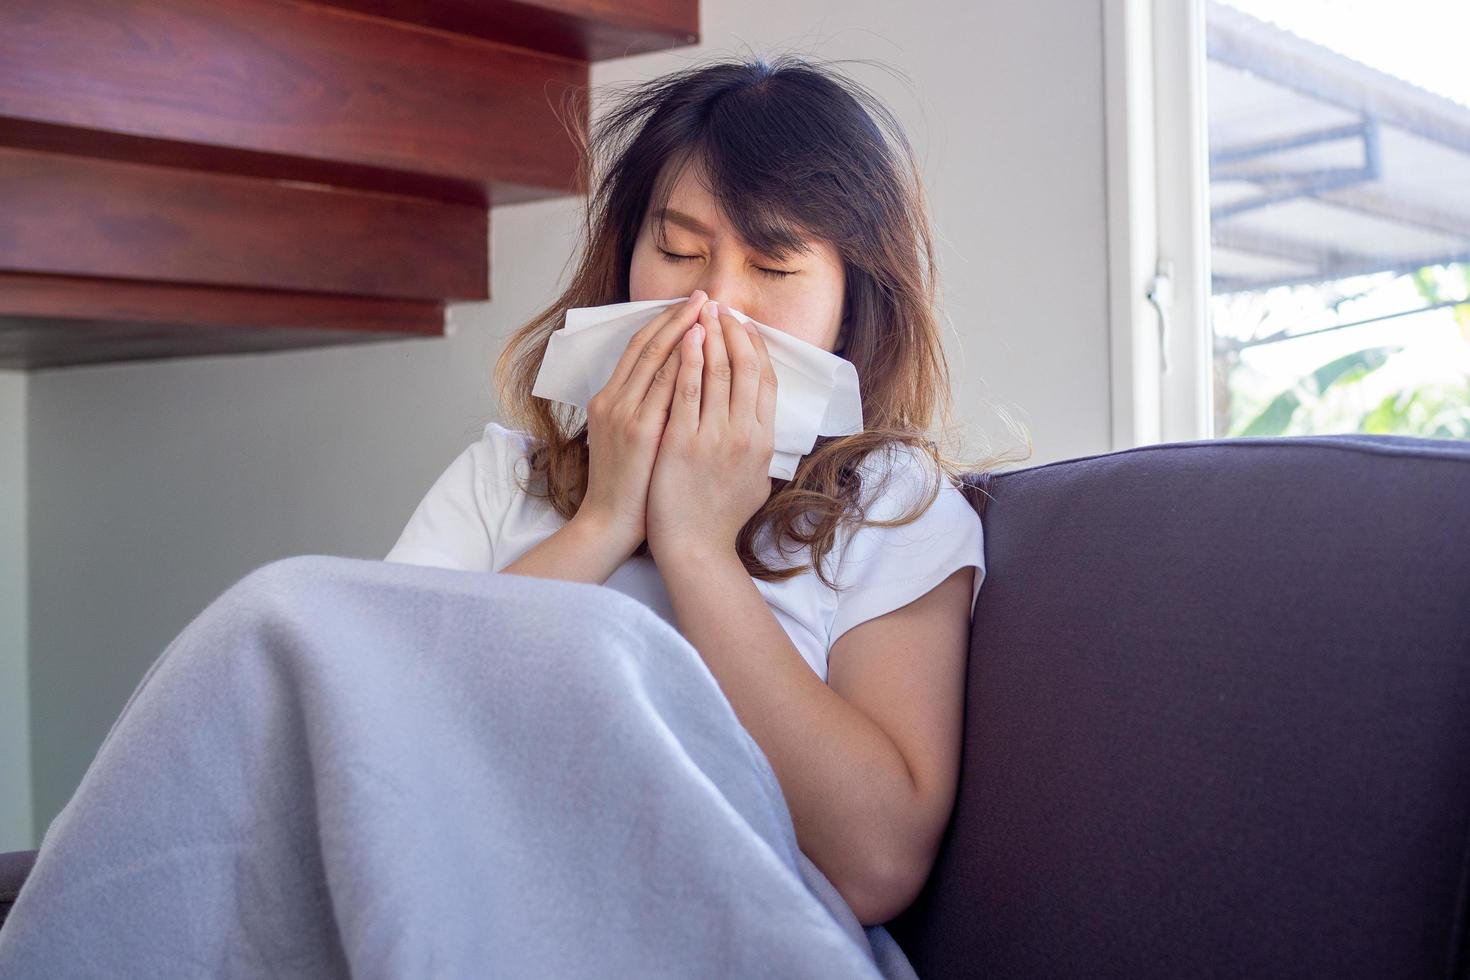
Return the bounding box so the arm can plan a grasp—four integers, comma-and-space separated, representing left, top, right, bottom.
1107, 0, 1470, 445
1205, 0, 1470, 440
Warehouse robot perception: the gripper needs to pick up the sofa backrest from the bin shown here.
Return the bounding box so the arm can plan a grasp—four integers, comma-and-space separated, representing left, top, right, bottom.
889, 434, 1470, 979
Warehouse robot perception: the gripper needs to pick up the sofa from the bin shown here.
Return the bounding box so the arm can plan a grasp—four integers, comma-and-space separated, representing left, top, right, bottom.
3, 432, 1467, 977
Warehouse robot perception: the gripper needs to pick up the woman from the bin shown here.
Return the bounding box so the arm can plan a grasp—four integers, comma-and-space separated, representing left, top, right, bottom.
0, 54, 1018, 979
386, 54, 1011, 926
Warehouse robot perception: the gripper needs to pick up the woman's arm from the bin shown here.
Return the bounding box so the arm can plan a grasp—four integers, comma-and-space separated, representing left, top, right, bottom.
500, 514, 638, 586
655, 545, 929, 927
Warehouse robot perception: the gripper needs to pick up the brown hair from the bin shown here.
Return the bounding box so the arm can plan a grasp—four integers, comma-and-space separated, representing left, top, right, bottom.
494, 52, 1031, 591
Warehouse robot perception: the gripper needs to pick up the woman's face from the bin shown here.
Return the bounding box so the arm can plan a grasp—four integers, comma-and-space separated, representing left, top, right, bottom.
628, 164, 847, 352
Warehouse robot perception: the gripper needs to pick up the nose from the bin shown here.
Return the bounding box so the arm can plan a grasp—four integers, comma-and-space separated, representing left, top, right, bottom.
690, 267, 750, 319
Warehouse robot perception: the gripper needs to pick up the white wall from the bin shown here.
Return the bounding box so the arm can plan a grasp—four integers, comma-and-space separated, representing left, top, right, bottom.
19, 0, 1109, 845
0, 371, 31, 851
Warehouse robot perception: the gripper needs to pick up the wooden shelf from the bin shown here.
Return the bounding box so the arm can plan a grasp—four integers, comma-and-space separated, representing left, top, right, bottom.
0, 272, 445, 370
312, 0, 700, 63
0, 0, 699, 369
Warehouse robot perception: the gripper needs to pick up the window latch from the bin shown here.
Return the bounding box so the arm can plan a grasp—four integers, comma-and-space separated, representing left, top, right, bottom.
1146, 260, 1174, 375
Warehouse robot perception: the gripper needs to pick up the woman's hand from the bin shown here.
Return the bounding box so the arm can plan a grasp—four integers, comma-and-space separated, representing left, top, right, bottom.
646, 299, 779, 562
577, 289, 710, 552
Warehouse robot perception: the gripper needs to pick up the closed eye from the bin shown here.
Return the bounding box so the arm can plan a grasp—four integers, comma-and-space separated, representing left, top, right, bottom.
657, 247, 797, 279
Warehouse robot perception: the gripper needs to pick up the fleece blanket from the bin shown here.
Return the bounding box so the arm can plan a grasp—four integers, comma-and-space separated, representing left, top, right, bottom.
0, 554, 918, 978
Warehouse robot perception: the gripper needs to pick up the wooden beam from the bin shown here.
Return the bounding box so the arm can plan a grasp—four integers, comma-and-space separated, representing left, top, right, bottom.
0, 147, 490, 301
310, 0, 700, 62
0, 271, 446, 370
0, 0, 590, 203
0, 316, 433, 370
0, 116, 494, 208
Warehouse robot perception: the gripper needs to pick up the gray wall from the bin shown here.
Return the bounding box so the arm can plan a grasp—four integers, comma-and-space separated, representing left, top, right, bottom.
1, 371, 30, 850
10, 0, 1108, 849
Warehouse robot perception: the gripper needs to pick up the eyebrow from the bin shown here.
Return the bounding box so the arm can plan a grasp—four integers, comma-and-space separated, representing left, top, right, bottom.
652, 207, 716, 237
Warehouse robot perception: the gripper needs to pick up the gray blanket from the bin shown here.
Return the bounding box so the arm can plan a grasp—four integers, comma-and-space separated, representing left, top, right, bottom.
0, 555, 919, 978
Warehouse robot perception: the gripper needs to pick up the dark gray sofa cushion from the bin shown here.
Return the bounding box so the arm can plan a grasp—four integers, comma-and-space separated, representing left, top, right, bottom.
890, 434, 1470, 979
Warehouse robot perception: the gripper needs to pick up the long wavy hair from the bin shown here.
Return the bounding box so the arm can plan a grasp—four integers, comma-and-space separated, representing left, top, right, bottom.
494, 52, 1031, 591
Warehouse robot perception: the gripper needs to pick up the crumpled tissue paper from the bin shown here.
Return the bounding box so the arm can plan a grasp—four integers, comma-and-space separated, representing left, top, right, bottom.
532, 296, 863, 480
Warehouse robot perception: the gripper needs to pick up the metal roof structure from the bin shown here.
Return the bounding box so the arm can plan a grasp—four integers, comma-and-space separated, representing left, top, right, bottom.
1206, 2, 1470, 294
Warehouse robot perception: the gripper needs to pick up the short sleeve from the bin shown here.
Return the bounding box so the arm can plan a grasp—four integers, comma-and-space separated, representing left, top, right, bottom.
383, 423, 521, 573
828, 448, 987, 649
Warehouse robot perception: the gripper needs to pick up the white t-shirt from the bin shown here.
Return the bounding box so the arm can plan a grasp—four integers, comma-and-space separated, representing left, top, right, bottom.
384, 422, 986, 683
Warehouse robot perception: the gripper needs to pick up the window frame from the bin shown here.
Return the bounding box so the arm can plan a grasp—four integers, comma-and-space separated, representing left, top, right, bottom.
1104, 0, 1214, 447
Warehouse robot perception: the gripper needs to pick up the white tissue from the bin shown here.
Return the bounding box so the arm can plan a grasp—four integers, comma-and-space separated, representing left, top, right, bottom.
531, 296, 863, 480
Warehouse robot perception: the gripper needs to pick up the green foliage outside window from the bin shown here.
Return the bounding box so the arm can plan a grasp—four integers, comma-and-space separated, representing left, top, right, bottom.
1226, 263, 1470, 441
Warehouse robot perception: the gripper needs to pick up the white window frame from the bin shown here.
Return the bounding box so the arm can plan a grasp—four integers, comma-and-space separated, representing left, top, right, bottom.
1103, 0, 1214, 448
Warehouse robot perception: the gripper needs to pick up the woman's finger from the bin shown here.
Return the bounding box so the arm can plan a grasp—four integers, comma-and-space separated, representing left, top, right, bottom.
722, 309, 761, 427
635, 330, 692, 425
697, 301, 730, 432
670, 322, 704, 436
744, 320, 778, 431
607, 291, 706, 401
